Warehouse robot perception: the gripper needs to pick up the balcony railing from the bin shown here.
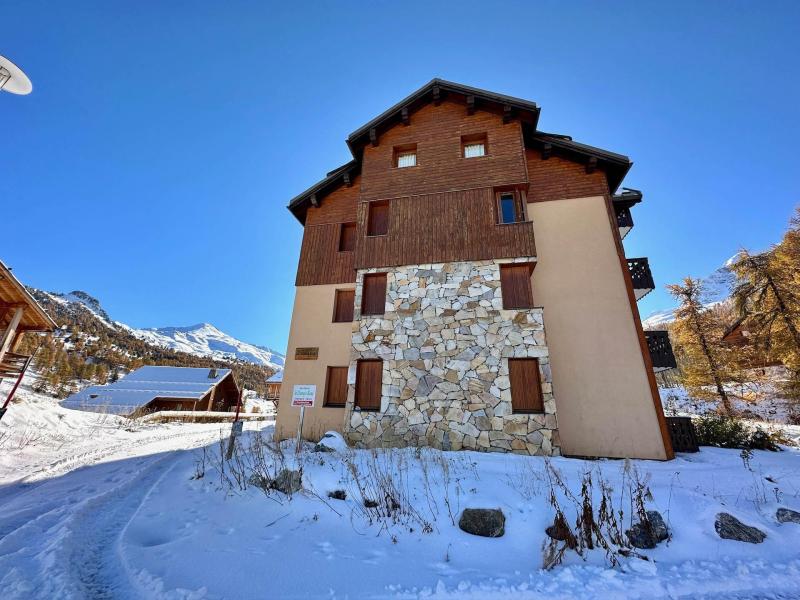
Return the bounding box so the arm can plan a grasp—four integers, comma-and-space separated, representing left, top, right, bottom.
615, 205, 634, 239
645, 330, 677, 371
627, 257, 655, 300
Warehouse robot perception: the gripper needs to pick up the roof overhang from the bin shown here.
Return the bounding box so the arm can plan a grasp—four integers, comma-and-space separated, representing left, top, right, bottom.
0, 260, 57, 332
612, 187, 643, 210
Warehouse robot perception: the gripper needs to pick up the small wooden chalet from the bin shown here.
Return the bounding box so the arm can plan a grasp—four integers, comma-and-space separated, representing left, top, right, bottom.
62, 366, 240, 416
1, 259, 57, 418
266, 370, 282, 402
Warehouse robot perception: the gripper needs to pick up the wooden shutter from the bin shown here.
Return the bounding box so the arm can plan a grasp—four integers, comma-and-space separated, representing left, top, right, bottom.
500, 264, 534, 309
367, 201, 389, 236
333, 289, 355, 322
355, 360, 382, 411
509, 358, 544, 413
361, 273, 387, 316
339, 222, 356, 252
324, 367, 349, 407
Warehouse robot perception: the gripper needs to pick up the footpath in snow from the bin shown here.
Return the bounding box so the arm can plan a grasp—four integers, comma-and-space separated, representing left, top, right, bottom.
1, 382, 799, 599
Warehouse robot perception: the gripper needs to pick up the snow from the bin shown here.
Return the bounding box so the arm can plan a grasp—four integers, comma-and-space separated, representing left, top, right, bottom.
2, 375, 800, 599
129, 323, 285, 370
266, 370, 284, 383
60, 366, 233, 415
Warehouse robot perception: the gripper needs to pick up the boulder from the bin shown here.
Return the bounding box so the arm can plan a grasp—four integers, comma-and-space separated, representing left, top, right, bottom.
314, 431, 348, 453
328, 489, 346, 501
715, 513, 766, 544
626, 511, 669, 549
776, 508, 800, 525
272, 469, 302, 495
458, 508, 505, 538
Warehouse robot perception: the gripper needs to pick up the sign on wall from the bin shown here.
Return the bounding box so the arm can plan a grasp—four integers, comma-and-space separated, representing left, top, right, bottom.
291, 384, 316, 408
295, 347, 319, 360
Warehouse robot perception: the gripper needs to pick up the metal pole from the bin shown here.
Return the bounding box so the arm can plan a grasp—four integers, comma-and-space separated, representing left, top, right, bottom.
295, 405, 305, 454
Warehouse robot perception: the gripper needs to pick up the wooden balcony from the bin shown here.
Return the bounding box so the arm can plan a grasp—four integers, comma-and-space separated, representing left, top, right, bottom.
612, 188, 642, 240
627, 257, 655, 300
645, 330, 677, 372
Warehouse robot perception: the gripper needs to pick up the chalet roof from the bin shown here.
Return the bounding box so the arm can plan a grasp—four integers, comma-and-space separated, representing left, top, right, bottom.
612, 188, 644, 210
61, 366, 234, 415
0, 259, 57, 332
287, 79, 633, 224
266, 370, 283, 383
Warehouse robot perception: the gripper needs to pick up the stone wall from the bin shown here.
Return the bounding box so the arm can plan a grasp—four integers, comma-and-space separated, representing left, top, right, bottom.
344, 258, 560, 455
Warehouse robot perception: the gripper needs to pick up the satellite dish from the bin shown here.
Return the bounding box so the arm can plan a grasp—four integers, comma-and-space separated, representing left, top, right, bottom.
0, 55, 33, 95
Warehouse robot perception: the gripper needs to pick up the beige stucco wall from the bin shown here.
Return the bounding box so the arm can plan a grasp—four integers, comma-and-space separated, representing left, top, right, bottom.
274, 283, 353, 441
529, 196, 668, 460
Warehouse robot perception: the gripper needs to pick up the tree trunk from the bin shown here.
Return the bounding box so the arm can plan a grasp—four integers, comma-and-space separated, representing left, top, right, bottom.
765, 274, 800, 352
691, 309, 732, 415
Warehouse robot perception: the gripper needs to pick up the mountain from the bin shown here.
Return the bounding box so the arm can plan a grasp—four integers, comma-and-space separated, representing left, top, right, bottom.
128, 323, 284, 370
25, 289, 283, 398
642, 256, 737, 329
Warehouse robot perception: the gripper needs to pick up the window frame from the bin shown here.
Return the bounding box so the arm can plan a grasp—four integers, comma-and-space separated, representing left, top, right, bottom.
500, 262, 535, 309
324, 366, 349, 408
366, 200, 390, 237
332, 288, 355, 323
393, 143, 418, 169
509, 358, 544, 414
338, 222, 357, 252
495, 189, 528, 225
361, 272, 387, 316
461, 133, 488, 159
355, 359, 382, 411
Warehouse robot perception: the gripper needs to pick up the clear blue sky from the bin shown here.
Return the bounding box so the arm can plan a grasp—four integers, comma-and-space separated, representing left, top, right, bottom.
3, 1, 799, 352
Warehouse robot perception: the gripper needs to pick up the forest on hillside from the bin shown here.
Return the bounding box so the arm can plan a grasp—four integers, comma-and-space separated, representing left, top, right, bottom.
662, 206, 800, 420
16, 291, 277, 399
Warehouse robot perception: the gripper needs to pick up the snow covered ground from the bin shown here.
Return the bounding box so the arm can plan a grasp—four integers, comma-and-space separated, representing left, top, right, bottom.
2, 377, 800, 599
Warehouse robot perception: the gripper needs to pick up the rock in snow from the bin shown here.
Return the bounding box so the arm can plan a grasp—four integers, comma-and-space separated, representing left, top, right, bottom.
272, 469, 302, 495
459, 508, 505, 537
715, 513, 766, 543
776, 507, 800, 524
314, 431, 348, 453
626, 510, 670, 549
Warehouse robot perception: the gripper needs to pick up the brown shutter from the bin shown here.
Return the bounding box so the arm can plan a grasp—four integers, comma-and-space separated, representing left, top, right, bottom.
367, 201, 389, 236
339, 222, 357, 252
500, 264, 534, 309
361, 273, 387, 316
355, 360, 382, 411
333, 289, 355, 322
509, 358, 544, 413
324, 367, 349, 407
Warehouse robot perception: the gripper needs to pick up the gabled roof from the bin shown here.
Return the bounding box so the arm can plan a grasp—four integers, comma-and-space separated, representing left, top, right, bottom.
0, 259, 57, 332
266, 369, 283, 383
61, 366, 235, 415
612, 188, 644, 210
288, 79, 633, 224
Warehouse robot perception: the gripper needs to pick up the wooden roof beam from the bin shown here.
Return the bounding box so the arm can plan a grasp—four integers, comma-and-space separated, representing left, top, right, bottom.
585, 156, 598, 174
466, 95, 475, 115
369, 128, 378, 147
401, 107, 409, 126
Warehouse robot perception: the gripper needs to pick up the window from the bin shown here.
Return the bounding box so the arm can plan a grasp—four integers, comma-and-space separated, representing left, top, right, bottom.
361, 273, 387, 316
367, 200, 389, 236
333, 289, 355, 323
500, 263, 534, 309
509, 358, 544, 413
462, 133, 487, 158
394, 144, 417, 168
355, 359, 382, 411
496, 191, 526, 224
324, 366, 349, 407
339, 222, 356, 252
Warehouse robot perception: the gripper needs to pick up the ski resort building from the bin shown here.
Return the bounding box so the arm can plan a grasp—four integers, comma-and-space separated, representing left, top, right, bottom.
275, 80, 677, 460
266, 370, 283, 402
63, 366, 240, 416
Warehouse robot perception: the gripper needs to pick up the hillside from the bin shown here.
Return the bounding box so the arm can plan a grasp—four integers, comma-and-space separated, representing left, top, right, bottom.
20, 289, 283, 399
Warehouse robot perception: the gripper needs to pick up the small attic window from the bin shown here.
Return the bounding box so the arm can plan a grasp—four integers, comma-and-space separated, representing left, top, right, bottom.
394, 144, 417, 168
462, 133, 487, 158
89, 394, 99, 399
208, 368, 218, 379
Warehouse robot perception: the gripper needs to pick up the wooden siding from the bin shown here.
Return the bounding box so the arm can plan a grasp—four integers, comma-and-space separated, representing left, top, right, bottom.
509, 358, 543, 413
355, 359, 382, 411
359, 99, 528, 202
355, 188, 536, 269
305, 177, 360, 226
324, 366, 348, 407
295, 223, 356, 286
526, 149, 610, 202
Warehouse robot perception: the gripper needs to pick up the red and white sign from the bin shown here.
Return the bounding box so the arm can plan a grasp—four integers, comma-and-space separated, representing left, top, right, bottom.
291, 384, 316, 408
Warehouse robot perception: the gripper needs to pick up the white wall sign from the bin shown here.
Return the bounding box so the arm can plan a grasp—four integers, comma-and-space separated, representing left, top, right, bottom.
291, 384, 316, 408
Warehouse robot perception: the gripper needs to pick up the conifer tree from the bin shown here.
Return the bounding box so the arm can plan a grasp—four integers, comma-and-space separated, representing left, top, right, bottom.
668, 277, 736, 414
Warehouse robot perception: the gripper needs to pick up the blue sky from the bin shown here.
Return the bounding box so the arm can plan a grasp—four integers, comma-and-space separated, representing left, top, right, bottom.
3, 1, 799, 352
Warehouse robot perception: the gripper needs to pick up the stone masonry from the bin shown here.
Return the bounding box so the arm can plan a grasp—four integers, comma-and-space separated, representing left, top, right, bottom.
343, 258, 560, 455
